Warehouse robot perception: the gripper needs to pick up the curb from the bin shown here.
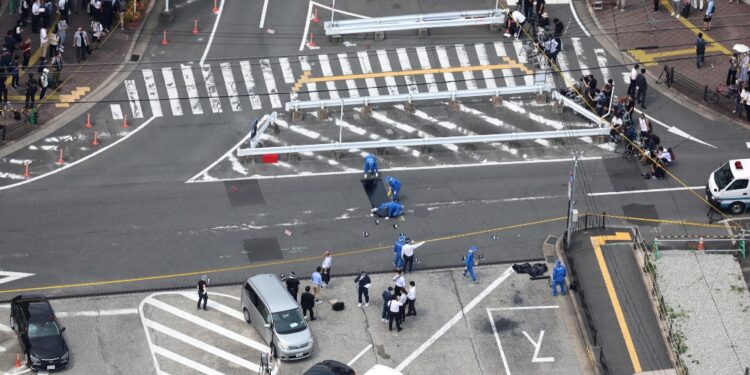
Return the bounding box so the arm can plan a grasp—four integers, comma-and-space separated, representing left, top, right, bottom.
0, 0, 161, 159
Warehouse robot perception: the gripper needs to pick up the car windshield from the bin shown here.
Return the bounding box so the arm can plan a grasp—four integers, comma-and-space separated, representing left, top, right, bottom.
28, 321, 60, 339
272, 309, 306, 335
714, 162, 735, 190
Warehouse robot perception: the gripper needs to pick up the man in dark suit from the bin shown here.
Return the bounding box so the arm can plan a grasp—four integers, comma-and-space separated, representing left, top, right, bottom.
285, 272, 300, 301
300, 286, 316, 321
381, 286, 393, 322
635, 68, 648, 109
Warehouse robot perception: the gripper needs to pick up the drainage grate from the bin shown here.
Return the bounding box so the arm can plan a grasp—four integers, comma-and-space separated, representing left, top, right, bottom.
130, 54, 140, 62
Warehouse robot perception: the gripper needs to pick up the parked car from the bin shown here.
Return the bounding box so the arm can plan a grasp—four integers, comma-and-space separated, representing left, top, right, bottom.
304, 360, 356, 375
9, 295, 70, 371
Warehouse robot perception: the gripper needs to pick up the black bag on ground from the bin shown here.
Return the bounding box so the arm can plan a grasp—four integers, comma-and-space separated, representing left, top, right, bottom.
332, 301, 345, 311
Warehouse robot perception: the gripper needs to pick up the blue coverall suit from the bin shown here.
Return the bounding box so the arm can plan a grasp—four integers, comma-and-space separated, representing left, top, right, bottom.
377, 201, 403, 218
364, 155, 378, 177
386, 176, 401, 201
551, 260, 567, 296
463, 247, 477, 282
394, 234, 406, 269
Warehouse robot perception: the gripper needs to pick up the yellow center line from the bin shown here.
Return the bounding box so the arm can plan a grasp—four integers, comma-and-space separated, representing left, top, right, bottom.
591, 232, 642, 373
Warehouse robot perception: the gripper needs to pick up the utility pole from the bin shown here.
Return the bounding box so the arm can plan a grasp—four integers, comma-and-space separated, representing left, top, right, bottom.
566, 154, 579, 247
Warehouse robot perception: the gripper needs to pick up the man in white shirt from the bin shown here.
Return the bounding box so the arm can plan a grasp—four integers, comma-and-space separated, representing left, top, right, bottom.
406, 281, 417, 316
397, 290, 408, 322
387, 295, 402, 331
628, 64, 639, 96
321, 251, 332, 286
31, 0, 42, 33
392, 270, 406, 295
402, 240, 425, 273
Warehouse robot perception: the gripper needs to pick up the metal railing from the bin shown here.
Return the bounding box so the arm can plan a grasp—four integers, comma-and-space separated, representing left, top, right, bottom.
551, 91, 610, 127
324, 9, 506, 36
236, 127, 610, 157
285, 84, 549, 112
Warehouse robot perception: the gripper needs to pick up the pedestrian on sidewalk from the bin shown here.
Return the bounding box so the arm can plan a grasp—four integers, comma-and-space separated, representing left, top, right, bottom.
301, 286, 316, 320
285, 272, 300, 301
696, 33, 707, 68
406, 281, 417, 316
31, 0, 41, 33
627, 64, 639, 96
90, 0, 102, 21
354, 271, 371, 307
397, 289, 407, 322
73, 27, 89, 62
387, 295, 402, 331
653, 0, 659, 12
38, 68, 49, 100
321, 251, 332, 286
24, 73, 37, 110
463, 246, 478, 283
57, 19, 68, 45
58, 0, 71, 22
21, 38, 31, 68
741, 83, 750, 122
703, 0, 715, 30
635, 68, 648, 109
681, 0, 691, 17
393, 269, 406, 295
21, 0, 31, 26
727, 54, 738, 86
48, 27, 59, 58
402, 238, 425, 273
0, 69, 8, 104
11, 57, 21, 89
381, 286, 393, 322
671, 0, 682, 17
692, 0, 704, 11
197, 275, 209, 310
115, 0, 125, 30
102, 0, 113, 32
615, 0, 626, 12
39, 27, 49, 58
43, 0, 53, 28
311, 266, 323, 304
90, 19, 103, 50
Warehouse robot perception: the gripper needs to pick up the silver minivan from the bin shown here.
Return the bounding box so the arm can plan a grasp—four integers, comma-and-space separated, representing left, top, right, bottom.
240, 274, 314, 360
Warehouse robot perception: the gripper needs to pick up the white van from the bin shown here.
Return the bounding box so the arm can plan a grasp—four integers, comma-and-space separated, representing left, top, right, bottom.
706, 159, 750, 214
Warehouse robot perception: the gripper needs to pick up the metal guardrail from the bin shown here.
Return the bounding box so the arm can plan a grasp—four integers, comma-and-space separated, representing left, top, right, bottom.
285, 84, 549, 112
324, 9, 506, 35
551, 91, 610, 127
245, 112, 278, 150
236, 127, 609, 157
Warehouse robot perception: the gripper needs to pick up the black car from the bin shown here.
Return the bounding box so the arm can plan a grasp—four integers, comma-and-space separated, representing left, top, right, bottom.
9, 295, 70, 371
304, 360, 356, 375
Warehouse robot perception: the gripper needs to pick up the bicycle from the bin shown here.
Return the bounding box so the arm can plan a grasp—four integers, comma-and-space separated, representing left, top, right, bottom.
0, 102, 21, 121
705, 83, 738, 104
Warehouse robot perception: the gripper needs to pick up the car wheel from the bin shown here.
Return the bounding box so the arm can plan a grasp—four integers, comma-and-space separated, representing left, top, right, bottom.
243, 308, 251, 323
730, 202, 746, 215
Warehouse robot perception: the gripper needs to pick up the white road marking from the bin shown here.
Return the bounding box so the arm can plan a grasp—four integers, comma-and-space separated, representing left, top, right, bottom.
455, 44, 477, 90
161, 67, 183, 116
299, 56, 319, 101
110, 104, 123, 120
0, 116, 158, 191
144, 318, 261, 372
318, 54, 340, 100
259, 0, 269, 28
199, 0, 224, 65
594, 49, 610, 84
588, 186, 704, 197
124, 80, 143, 118
201, 64, 223, 113
523, 330, 554, 362
279, 57, 296, 84
475, 43, 497, 89
396, 48, 419, 94
395, 266, 515, 372
357, 51, 380, 97
555, 50, 576, 86
260, 59, 282, 108
435, 45, 457, 91
181, 64, 204, 115
299, 1, 314, 51
178, 292, 244, 321
460, 104, 547, 149
634, 109, 717, 148
571, 38, 591, 76
377, 49, 399, 95
0, 271, 34, 285
488, 309, 512, 375
493, 42, 516, 88
347, 344, 373, 367
568, 0, 591, 37
415, 47, 438, 93
746, 142, 750, 149
220, 62, 241, 112
56, 308, 138, 317
488, 305, 560, 311
239, 60, 263, 110
338, 53, 360, 98
141, 69, 163, 117
511, 39, 535, 85
153, 345, 223, 375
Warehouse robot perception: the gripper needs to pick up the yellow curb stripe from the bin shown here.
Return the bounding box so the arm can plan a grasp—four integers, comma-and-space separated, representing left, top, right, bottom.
591, 232, 642, 373
628, 45, 723, 66
658, 0, 731, 55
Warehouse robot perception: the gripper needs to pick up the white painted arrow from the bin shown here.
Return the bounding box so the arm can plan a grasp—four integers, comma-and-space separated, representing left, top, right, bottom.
522, 330, 554, 363
0, 271, 35, 285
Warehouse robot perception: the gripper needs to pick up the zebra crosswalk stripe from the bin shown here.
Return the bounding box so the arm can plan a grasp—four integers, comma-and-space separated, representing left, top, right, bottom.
239, 60, 263, 110
571, 38, 591, 76
377, 49, 399, 95
337, 53, 360, 98
180, 64, 204, 115
357, 51, 380, 97
555, 51, 576, 86
220, 62, 241, 112
141, 69, 163, 117
161, 67, 183, 116
396, 48, 419, 94
493, 42, 516, 88
455, 44, 478, 90
511, 40, 534, 86
318, 54, 340, 100
474, 43, 497, 89
415, 47, 438, 93
201, 64, 223, 113
435, 46, 458, 91
124, 79, 144, 119
260, 59, 282, 108
594, 49, 610, 84
279, 57, 296, 84
299, 56, 319, 101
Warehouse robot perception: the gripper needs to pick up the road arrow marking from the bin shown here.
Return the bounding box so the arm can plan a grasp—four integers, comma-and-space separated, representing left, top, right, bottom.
0, 271, 34, 285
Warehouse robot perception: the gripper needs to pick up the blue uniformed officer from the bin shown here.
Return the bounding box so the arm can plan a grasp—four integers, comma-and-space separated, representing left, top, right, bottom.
551, 260, 567, 296
363, 154, 379, 179
371, 201, 404, 219
463, 246, 477, 282
385, 176, 401, 201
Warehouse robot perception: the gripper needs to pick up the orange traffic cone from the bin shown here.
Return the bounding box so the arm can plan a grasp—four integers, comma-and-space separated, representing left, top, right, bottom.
312, 8, 320, 23
697, 237, 705, 251
56, 148, 65, 165
92, 131, 100, 146
15, 353, 21, 368
22, 163, 30, 178
192, 18, 199, 34
307, 32, 316, 48
212, 0, 219, 14
122, 113, 129, 129
161, 30, 168, 46
85, 112, 92, 128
